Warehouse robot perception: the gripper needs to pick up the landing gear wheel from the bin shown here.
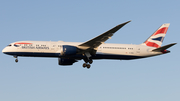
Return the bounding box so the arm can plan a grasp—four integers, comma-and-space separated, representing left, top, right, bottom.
15, 59, 18, 63
83, 58, 92, 69
87, 64, 91, 69
89, 60, 93, 64
83, 63, 87, 68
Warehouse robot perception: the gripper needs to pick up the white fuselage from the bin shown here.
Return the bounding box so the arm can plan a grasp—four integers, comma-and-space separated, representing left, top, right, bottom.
2, 41, 163, 60
2, 22, 175, 68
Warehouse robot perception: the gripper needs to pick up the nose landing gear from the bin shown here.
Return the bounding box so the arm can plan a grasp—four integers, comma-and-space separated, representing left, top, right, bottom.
15, 58, 18, 63
14, 56, 18, 63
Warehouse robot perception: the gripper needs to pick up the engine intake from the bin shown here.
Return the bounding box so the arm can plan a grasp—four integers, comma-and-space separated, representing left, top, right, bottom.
61, 45, 77, 56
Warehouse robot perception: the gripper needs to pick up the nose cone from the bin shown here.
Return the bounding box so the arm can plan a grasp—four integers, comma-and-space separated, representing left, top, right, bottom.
2, 47, 12, 55
2, 46, 16, 56
2, 47, 7, 54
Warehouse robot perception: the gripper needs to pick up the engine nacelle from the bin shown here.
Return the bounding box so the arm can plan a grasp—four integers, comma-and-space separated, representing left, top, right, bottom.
58, 58, 76, 65
61, 45, 77, 56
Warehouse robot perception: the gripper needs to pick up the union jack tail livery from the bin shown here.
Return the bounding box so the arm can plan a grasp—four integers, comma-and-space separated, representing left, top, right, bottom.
142, 23, 170, 48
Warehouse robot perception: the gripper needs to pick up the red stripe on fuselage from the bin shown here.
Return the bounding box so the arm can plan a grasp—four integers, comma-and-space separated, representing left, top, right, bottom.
153, 27, 168, 36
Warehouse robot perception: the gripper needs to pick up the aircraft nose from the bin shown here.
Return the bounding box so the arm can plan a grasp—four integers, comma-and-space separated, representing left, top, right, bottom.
2, 47, 7, 54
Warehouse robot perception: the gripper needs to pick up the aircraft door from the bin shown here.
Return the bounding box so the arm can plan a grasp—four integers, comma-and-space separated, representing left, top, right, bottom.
136, 46, 141, 54
97, 46, 102, 52
50, 42, 58, 52
57, 45, 63, 55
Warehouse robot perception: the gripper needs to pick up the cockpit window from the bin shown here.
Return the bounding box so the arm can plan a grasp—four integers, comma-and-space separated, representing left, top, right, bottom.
7, 44, 11, 46
14, 44, 20, 47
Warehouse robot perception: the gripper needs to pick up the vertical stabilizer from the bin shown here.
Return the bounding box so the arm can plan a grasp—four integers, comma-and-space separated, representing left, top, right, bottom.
141, 23, 170, 48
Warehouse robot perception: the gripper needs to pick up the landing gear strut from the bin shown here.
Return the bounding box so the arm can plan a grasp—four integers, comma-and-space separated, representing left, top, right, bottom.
82, 52, 93, 69
14, 56, 18, 63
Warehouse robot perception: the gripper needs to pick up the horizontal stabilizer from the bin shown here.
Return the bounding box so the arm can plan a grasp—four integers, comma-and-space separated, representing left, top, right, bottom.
152, 43, 177, 52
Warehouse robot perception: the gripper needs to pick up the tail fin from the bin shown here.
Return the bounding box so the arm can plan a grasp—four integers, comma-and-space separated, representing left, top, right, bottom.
141, 23, 170, 48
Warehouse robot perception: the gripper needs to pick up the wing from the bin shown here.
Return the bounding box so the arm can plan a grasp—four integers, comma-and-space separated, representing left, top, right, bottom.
78, 21, 131, 51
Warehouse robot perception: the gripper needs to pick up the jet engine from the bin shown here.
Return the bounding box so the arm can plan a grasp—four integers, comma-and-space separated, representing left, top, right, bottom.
61, 45, 78, 56
58, 58, 76, 65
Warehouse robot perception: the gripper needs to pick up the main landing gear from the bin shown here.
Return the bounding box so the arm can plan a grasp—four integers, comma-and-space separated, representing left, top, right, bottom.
83, 59, 93, 69
82, 52, 93, 69
14, 56, 18, 63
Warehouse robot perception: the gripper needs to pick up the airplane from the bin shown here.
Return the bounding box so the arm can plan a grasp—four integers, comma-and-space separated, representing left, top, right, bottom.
2, 21, 176, 69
